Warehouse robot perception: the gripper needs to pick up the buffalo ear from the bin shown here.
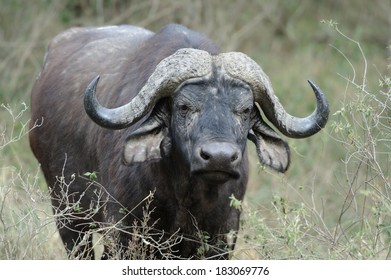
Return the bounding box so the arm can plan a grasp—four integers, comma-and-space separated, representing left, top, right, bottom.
248, 112, 290, 173
123, 102, 171, 165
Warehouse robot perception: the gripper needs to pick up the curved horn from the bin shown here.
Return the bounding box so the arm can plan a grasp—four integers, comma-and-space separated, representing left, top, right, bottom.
84, 48, 212, 129
218, 52, 329, 138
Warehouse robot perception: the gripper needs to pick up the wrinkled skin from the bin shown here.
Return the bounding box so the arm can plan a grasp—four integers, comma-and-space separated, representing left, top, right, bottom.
171, 75, 253, 183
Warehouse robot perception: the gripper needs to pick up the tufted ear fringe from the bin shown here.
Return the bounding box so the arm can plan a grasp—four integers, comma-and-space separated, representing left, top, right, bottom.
247, 109, 290, 173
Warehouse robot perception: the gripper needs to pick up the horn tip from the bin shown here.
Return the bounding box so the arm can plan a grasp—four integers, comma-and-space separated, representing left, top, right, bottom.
85, 75, 101, 92
307, 80, 318, 91
307, 80, 330, 129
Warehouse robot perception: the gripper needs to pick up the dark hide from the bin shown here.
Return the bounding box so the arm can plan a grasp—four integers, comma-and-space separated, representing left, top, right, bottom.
29, 24, 289, 259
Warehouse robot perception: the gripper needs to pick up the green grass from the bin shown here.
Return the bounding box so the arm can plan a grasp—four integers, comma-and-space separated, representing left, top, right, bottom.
1, 0, 390, 259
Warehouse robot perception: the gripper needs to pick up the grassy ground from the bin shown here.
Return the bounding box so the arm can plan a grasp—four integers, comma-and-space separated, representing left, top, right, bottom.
1, 0, 390, 259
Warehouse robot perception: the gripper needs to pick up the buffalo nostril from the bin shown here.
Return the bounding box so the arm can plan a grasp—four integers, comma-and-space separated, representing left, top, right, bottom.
200, 149, 211, 161
198, 142, 241, 165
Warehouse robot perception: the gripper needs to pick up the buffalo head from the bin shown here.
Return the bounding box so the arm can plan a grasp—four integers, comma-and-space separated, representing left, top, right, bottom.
84, 48, 329, 185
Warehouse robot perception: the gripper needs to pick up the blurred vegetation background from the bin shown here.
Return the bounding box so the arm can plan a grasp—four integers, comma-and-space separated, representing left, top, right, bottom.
0, 0, 390, 259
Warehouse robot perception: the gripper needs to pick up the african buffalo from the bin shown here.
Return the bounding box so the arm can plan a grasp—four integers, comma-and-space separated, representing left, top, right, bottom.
29, 24, 329, 259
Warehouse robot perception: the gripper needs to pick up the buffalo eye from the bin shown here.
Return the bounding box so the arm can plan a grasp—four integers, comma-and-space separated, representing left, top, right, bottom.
235, 105, 253, 120
242, 107, 251, 115
176, 103, 191, 116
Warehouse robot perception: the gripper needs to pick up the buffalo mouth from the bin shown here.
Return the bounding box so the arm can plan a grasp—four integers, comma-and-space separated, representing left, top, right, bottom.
192, 169, 240, 184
